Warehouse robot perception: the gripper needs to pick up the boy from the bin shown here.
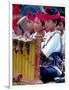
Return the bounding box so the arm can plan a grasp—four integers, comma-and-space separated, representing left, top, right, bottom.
30, 12, 46, 39
40, 8, 65, 83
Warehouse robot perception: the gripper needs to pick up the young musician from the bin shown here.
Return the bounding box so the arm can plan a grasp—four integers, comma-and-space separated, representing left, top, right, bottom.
40, 8, 65, 83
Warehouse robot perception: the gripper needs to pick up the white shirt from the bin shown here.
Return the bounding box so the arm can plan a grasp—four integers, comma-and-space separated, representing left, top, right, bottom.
41, 30, 61, 57
61, 31, 65, 53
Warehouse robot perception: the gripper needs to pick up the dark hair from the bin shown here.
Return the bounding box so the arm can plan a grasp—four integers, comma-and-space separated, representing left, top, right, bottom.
46, 7, 58, 15
46, 8, 60, 26
41, 21, 45, 26
52, 18, 60, 26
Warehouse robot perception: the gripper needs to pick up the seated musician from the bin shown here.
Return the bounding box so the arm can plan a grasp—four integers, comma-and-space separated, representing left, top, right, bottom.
40, 8, 65, 83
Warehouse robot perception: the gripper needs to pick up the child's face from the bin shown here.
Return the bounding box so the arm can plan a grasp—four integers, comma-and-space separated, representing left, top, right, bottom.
58, 22, 64, 30
33, 17, 42, 32
27, 20, 34, 32
45, 19, 56, 31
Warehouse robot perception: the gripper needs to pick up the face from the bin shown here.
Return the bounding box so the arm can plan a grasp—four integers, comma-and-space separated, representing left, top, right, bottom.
56, 22, 64, 35
27, 20, 34, 32
58, 22, 64, 30
33, 17, 42, 32
45, 19, 56, 32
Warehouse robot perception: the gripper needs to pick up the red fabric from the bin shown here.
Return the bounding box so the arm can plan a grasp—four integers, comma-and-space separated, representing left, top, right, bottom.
60, 16, 65, 23
27, 12, 35, 21
44, 11, 60, 20
13, 4, 20, 15
34, 13, 45, 22
27, 12, 45, 22
13, 4, 20, 34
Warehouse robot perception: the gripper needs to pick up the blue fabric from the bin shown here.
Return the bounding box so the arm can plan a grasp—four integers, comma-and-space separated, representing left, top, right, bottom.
40, 66, 62, 83
40, 52, 64, 66
19, 5, 45, 16
40, 52, 65, 83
